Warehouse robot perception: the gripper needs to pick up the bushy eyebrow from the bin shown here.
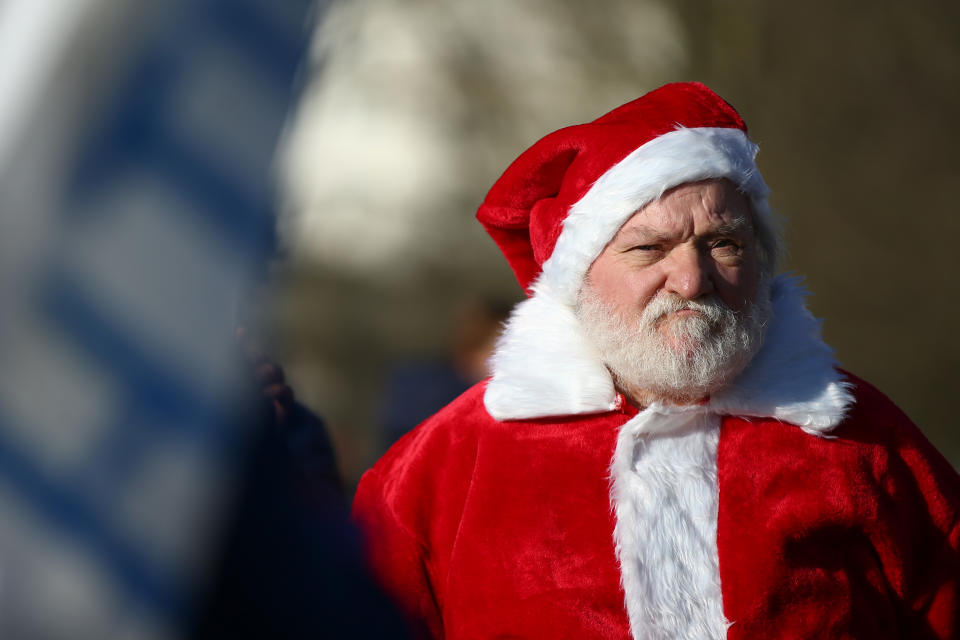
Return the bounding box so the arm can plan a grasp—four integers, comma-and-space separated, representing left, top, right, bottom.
616, 216, 753, 245
615, 226, 674, 245
705, 217, 754, 238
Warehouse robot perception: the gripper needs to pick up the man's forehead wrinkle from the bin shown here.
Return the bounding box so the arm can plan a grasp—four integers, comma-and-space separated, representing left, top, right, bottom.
616, 223, 675, 243
615, 214, 752, 243
607, 180, 756, 247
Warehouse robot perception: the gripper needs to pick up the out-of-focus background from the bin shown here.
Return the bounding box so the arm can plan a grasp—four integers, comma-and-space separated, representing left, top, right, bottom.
0, 0, 957, 636
279, 0, 960, 489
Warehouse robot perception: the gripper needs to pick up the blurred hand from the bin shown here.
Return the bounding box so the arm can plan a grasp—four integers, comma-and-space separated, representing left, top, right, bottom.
236, 326, 295, 427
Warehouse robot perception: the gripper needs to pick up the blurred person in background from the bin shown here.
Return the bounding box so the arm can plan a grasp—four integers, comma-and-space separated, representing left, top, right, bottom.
353, 83, 960, 639
379, 298, 512, 451
190, 336, 409, 639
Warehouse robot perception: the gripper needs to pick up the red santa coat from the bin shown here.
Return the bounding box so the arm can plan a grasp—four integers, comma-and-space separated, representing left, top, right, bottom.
353, 277, 960, 639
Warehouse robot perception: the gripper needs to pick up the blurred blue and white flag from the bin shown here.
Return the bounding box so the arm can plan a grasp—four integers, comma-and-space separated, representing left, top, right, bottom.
0, 0, 315, 637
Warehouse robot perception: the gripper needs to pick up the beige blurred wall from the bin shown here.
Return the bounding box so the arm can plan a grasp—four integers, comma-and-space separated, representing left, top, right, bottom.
277, 0, 960, 487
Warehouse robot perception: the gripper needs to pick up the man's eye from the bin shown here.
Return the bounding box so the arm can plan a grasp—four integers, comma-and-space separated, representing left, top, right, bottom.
711, 239, 740, 251
632, 245, 660, 252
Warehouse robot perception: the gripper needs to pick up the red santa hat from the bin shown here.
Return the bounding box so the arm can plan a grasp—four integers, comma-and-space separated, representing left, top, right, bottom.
478, 82, 778, 421
477, 82, 772, 302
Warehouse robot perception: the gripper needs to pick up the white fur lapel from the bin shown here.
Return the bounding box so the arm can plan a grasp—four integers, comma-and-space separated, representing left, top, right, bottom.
484, 278, 620, 420
708, 275, 853, 434
484, 274, 854, 434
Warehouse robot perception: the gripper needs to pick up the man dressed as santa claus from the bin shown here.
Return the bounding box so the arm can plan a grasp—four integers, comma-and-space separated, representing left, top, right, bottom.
352, 82, 960, 639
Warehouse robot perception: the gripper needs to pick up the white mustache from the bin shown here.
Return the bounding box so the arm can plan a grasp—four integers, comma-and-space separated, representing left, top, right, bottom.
642, 293, 729, 325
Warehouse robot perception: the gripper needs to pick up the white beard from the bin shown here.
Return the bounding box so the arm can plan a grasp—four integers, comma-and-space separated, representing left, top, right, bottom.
576, 281, 772, 404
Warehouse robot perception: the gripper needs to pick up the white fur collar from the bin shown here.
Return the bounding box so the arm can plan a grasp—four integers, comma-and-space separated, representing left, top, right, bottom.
484, 274, 854, 434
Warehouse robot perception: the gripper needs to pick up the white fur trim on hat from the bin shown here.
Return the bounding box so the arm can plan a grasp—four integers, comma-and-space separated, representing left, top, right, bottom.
541, 126, 770, 305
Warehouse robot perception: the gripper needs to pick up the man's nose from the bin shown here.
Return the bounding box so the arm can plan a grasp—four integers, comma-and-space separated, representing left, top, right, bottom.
663, 246, 713, 300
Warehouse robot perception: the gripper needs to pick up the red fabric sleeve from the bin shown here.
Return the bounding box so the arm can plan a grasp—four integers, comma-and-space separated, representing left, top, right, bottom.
349, 384, 488, 638
352, 465, 444, 639
921, 518, 960, 638
718, 373, 960, 639
880, 402, 960, 639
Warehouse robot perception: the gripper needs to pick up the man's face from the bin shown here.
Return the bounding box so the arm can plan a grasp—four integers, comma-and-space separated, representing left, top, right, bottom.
578, 179, 769, 404
587, 179, 760, 343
